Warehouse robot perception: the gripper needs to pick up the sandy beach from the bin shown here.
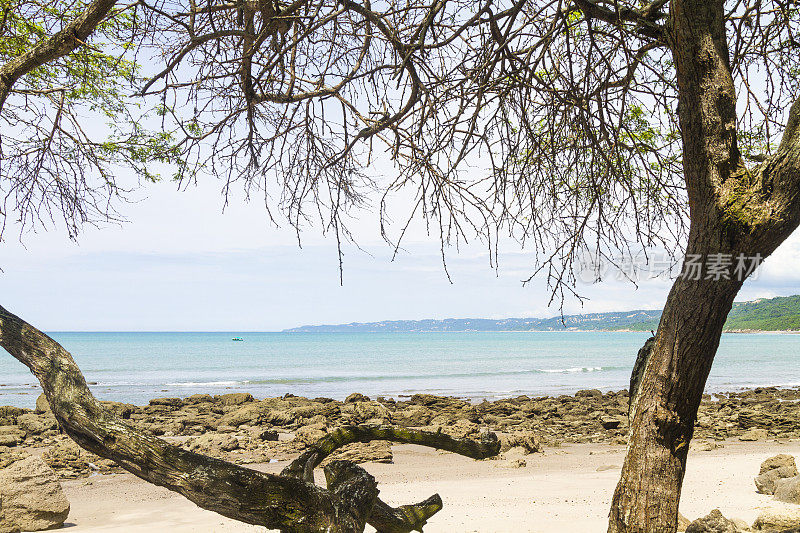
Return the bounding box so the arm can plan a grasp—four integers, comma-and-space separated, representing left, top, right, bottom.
5, 387, 800, 532
59, 439, 800, 532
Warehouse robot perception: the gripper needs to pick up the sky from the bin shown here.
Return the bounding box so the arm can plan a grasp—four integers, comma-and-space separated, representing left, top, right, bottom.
2, 174, 800, 331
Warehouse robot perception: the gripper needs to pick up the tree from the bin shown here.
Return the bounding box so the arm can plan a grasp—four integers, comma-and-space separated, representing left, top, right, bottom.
1, 1, 799, 532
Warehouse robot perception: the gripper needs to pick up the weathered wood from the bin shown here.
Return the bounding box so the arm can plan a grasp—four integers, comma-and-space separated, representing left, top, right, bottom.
628, 336, 654, 423
283, 425, 500, 483
283, 424, 498, 532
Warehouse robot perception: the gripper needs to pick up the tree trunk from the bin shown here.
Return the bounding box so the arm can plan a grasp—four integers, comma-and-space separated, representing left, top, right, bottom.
609, 262, 742, 532
609, 1, 800, 530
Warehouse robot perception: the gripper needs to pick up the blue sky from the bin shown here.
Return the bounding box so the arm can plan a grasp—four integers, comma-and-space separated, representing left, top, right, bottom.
2, 177, 800, 331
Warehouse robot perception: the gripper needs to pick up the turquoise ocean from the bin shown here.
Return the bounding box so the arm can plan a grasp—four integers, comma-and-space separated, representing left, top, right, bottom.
1, 331, 799, 408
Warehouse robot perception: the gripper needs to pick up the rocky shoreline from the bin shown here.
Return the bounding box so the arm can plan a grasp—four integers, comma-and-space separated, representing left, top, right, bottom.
1, 386, 799, 480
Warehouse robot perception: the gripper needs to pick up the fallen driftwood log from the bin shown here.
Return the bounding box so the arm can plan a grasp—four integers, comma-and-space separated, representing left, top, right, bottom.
0, 304, 500, 532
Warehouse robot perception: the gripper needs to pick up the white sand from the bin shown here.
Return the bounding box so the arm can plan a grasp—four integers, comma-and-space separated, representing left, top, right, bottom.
60, 440, 800, 532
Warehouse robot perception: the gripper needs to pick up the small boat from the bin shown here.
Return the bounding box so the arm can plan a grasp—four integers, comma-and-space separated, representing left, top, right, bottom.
232, 337, 244, 342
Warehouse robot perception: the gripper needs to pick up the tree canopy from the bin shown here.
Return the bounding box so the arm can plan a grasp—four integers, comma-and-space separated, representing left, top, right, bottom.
5, 0, 796, 294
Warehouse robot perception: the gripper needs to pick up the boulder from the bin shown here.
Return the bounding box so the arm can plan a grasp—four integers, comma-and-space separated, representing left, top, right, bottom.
219, 402, 293, 427
184, 434, 241, 456
0, 455, 70, 531
0, 428, 24, 448
16, 413, 56, 436
393, 405, 433, 427
42, 439, 90, 478
740, 428, 769, 441
294, 424, 327, 446
345, 393, 370, 404
600, 416, 622, 430
753, 507, 800, 531
256, 429, 279, 442
216, 393, 255, 407
323, 441, 392, 465
100, 401, 137, 419
34, 394, 50, 415
775, 476, 800, 504
499, 431, 542, 454
149, 397, 183, 407
691, 440, 719, 452
340, 401, 392, 424
685, 509, 741, 533
0, 493, 21, 533
755, 455, 798, 495
760, 455, 797, 474
185, 394, 214, 405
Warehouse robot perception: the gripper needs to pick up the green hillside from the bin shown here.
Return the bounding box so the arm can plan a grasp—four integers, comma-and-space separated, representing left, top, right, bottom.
621, 295, 800, 332
723, 295, 800, 331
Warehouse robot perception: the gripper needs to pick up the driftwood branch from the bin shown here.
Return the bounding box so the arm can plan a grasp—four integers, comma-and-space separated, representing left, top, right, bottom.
283, 424, 500, 482
0, 303, 501, 533
283, 424, 499, 532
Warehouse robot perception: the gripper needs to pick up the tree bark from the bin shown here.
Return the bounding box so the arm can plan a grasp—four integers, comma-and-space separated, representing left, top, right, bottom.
609, 271, 742, 532
609, 2, 800, 531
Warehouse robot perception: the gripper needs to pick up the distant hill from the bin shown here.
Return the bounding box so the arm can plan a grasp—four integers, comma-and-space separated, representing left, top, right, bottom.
283, 295, 800, 333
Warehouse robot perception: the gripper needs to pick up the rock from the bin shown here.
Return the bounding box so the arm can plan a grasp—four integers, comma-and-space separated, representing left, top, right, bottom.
149, 397, 183, 407
761, 455, 797, 474
256, 429, 279, 441
218, 436, 240, 452
324, 441, 392, 465
340, 401, 392, 424
219, 402, 294, 427
775, 476, 800, 504
408, 394, 468, 410
0, 428, 24, 448
16, 413, 56, 436
576, 389, 603, 399
393, 405, 434, 427
600, 416, 622, 430
216, 393, 255, 407
685, 509, 741, 533
740, 428, 769, 441
753, 507, 800, 531
507, 458, 526, 468
0, 455, 70, 531
185, 394, 214, 405
100, 401, 136, 419
294, 424, 327, 446
0, 493, 22, 533
692, 440, 718, 452
678, 513, 691, 532
756, 467, 798, 495
440, 419, 479, 440
755, 455, 798, 494
34, 395, 50, 415
43, 440, 90, 478
345, 393, 370, 404
184, 434, 241, 456
499, 431, 542, 454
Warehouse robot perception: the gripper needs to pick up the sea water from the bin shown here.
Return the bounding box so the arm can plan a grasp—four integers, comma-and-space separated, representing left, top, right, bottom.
1, 331, 798, 408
